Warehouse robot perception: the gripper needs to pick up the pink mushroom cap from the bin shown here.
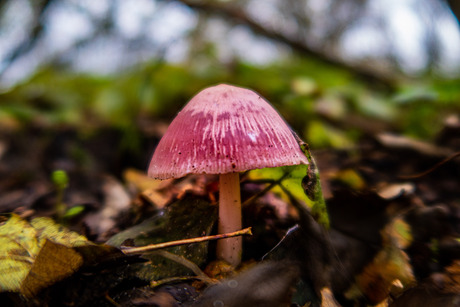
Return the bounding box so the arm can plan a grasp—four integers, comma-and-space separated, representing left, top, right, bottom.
148, 84, 308, 179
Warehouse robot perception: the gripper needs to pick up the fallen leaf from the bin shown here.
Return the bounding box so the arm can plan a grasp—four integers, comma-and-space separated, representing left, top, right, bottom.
20, 239, 83, 297
320, 287, 341, 307
390, 261, 460, 307
84, 175, 131, 239
330, 169, 366, 190
377, 183, 415, 200
347, 219, 415, 304
107, 195, 217, 282
0, 214, 104, 297
0, 214, 41, 293
123, 168, 172, 193
186, 261, 299, 307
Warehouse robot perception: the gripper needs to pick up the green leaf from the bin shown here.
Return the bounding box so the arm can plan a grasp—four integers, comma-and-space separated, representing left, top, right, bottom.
249, 165, 313, 207
306, 120, 353, 149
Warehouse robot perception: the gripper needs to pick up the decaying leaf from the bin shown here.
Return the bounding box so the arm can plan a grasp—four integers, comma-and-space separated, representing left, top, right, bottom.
0, 214, 38, 293
263, 224, 331, 307
124, 168, 174, 208
125, 168, 216, 209
0, 214, 103, 297
346, 218, 415, 304
124, 168, 170, 192
186, 261, 299, 307
30, 216, 89, 246
390, 260, 460, 307
84, 175, 131, 239
20, 239, 83, 297
320, 287, 341, 307
377, 183, 415, 200
107, 195, 217, 282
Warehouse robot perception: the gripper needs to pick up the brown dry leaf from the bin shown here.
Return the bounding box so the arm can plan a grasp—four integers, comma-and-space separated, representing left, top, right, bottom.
84, 175, 131, 238
124, 168, 172, 192
124, 168, 212, 209
438, 260, 460, 294
347, 218, 415, 304
390, 261, 460, 307
20, 239, 83, 297
188, 261, 299, 307
374, 300, 390, 307
140, 173, 215, 209
141, 189, 171, 208
320, 287, 341, 307
377, 183, 416, 200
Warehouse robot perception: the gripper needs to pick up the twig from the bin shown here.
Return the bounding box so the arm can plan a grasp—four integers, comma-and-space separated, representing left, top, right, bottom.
0, 0, 53, 76
105, 292, 121, 307
399, 151, 460, 179
173, 0, 398, 89
121, 227, 252, 255
376, 133, 454, 158
150, 276, 203, 288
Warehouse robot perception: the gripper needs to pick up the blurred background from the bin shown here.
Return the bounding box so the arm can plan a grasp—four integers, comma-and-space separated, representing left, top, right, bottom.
0, 0, 460, 174
2, 0, 460, 82
2, 2, 460, 305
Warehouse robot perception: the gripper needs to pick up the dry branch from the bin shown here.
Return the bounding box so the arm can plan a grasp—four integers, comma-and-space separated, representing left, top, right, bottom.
175, 0, 399, 89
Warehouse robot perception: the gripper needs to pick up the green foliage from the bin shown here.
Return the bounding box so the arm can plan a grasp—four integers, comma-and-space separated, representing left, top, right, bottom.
249, 164, 313, 207
391, 81, 460, 138
51, 170, 69, 218
63, 206, 85, 219
248, 144, 330, 229
306, 120, 353, 149
1, 57, 459, 150
51, 170, 69, 191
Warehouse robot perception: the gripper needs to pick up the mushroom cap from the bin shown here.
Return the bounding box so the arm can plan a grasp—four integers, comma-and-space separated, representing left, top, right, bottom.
148, 84, 308, 179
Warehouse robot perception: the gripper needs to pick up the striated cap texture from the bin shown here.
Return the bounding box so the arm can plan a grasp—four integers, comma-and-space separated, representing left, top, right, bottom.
148, 84, 308, 179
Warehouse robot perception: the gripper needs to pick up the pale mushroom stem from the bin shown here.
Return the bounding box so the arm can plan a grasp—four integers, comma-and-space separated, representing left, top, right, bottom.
217, 172, 242, 267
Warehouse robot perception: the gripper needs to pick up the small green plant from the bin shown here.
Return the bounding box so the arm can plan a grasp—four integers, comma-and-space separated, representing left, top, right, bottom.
51, 170, 69, 218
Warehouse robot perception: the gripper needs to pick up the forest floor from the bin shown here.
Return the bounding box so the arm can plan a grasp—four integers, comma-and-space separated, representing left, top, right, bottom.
0, 115, 459, 306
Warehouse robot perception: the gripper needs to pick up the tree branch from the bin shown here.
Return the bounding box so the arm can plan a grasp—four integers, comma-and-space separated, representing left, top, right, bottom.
174, 0, 399, 89
0, 0, 53, 76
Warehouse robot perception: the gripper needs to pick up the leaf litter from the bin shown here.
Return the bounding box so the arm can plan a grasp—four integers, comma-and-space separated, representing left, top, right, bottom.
0, 115, 459, 306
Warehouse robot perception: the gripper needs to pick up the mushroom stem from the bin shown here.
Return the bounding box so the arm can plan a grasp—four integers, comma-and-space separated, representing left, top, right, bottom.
217, 172, 242, 266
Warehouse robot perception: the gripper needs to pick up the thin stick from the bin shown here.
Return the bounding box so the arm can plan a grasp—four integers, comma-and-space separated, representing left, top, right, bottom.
121, 227, 252, 255
398, 151, 460, 179
150, 276, 202, 288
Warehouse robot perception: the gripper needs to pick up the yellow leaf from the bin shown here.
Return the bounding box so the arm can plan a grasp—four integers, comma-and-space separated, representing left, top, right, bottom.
31, 217, 89, 247
0, 215, 38, 292
123, 168, 171, 192
0, 214, 93, 296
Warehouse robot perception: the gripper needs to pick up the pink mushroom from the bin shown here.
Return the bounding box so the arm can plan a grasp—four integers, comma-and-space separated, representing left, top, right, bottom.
148, 84, 308, 266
